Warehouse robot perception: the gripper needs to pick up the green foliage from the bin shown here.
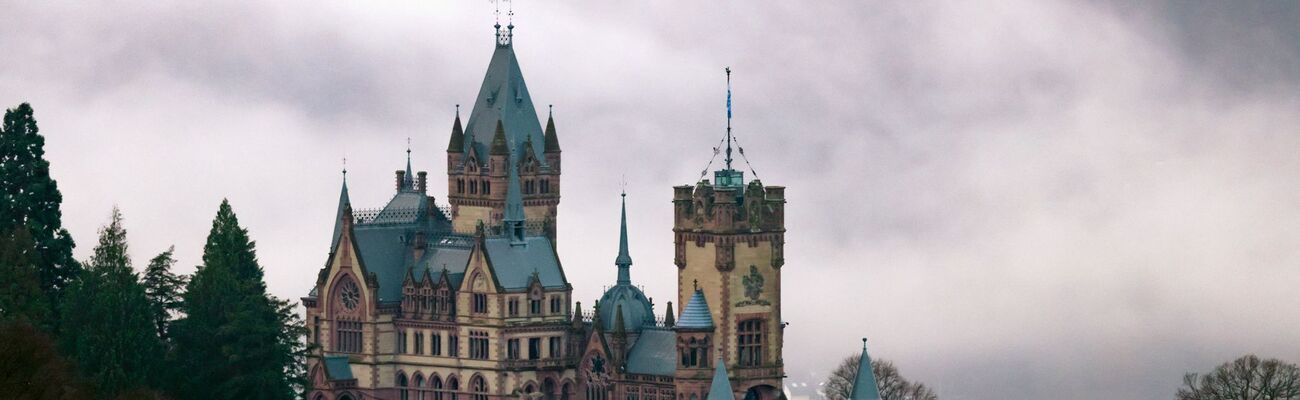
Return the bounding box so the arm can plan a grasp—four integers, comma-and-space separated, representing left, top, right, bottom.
143, 246, 187, 340
827, 353, 938, 400
0, 227, 53, 329
171, 199, 306, 400
0, 319, 93, 399
0, 103, 80, 303
59, 208, 165, 399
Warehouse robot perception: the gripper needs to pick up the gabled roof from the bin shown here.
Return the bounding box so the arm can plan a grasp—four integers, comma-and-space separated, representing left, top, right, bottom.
624, 327, 676, 377
677, 289, 714, 330
461, 40, 545, 163
706, 361, 734, 400
850, 339, 883, 400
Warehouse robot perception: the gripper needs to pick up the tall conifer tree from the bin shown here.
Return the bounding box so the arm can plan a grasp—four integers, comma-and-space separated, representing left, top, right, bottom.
59, 207, 164, 399
172, 200, 306, 400
142, 246, 186, 341
0, 103, 79, 300
0, 227, 52, 329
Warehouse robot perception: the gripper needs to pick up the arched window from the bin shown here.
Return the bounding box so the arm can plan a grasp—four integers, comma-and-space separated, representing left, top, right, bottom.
472, 376, 488, 400
561, 383, 572, 400
399, 373, 410, 400
737, 319, 763, 367
447, 377, 461, 400
414, 374, 426, 400
432, 376, 444, 400
543, 379, 556, 400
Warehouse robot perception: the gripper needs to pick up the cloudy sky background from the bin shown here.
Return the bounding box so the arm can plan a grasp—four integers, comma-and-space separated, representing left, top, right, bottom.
3, 1, 1299, 399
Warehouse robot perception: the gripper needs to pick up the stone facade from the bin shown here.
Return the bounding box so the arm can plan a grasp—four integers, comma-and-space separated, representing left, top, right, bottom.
303, 23, 785, 400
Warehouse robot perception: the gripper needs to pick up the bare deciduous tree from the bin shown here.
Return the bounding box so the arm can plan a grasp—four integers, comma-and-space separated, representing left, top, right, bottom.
1177, 355, 1300, 400
825, 353, 937, 400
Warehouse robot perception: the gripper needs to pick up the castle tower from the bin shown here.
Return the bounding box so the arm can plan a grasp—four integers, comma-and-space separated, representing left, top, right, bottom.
446, 24, 560, 241
673, 69, 785, 400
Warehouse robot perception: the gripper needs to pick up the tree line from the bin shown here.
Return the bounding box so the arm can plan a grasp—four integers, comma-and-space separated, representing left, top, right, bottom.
0, 103, 308, 399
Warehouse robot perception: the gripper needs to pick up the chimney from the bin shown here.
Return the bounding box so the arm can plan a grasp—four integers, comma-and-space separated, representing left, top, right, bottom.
417, 171, 428, 193
395, 170, 406, 191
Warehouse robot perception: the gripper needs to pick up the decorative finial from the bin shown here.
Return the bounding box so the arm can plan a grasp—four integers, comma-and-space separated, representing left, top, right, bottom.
620, 174, 627, 197
693, 279, 699, 291
342, 156, 348, 177
548, 104, 553, 117
456, 104, 460, 116
862, 337, 868, 350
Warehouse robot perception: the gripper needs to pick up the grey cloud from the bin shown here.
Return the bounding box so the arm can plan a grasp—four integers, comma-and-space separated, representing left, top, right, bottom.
2, 2, 1298, 400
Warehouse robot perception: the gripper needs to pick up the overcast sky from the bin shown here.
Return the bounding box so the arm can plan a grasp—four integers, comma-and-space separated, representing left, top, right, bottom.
4, 1, 1300, 399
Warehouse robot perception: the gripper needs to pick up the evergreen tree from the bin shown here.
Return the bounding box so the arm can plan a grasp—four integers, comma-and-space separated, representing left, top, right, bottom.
0, 319, 93, 400
0, 227, 52, 329
142, 246, 187, 340
172, 199, 306, 400
59, 208, 164, 399
0, 103, 79, 305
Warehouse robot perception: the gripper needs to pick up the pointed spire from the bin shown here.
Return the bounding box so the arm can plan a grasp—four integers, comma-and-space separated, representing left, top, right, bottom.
724, 67, 734, 171
572, 301, 583, 323
614, 191, 633, 285
706, 360, 734, 400
850, 338, 883, 400
664, 301, 675, 327
490, 120, 510, 155
402, 138, 415, 190
331, 168, 352, 250
504, 150, 526, 243
448, 104, 465, 153
544, 105, 560, 153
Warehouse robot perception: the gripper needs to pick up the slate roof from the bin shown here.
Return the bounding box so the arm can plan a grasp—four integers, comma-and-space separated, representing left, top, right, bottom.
624, 327, 677, 377
706, 361, 734, 400
678, 289, 715, 330
850, 340, 883, 400
460, 39, 546, 165
483, 236, 566, 290
598, 285, 655, 333
323, 355, 354, 381
330, 177, 350, 250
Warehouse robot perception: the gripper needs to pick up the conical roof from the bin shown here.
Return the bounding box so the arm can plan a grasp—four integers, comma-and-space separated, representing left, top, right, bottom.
850, 339, 883, 400
677, 289, 714, 330
706, 361, 734, 400
447, 108, 465, 152
544, 108, 560, 153
330, 173, 350, 250
615, 192, 632, 283
464, 37, 545, 162
490, 120, 510, 155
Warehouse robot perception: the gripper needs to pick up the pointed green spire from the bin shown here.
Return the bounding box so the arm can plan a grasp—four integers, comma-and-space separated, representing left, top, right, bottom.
850, 338, 883, 400
613, 304, 626, 335
402, 140, 415, 191
664, 301, 675, 327
544, 105, 560, 153
447, 105, 465, 153
490, 120, 509, 156
330, 169, 351, 250
706, 360, 734, 400
615, 192, 632, 285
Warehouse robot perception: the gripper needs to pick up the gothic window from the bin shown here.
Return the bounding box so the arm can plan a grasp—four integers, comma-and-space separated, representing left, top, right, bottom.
399, 373, 410, 400
449, 335, 460, 357
483, 180, 491, 195
528, 337, 541, 360
335, 319, 362, 353
457, 179, 465, 194
529, 298, 541, 315
448, 377, 461, 400
472, 293, 488, 314
431, 332, 442, 356
541, 179, 550, 194
432, 376, 445, 400
339, 279, 361, 311
397, 330, 407, 354
550, 296, 561, 314
469, 180, 478, 194
414, 375, 426, 400
508, 298, 519, 316
471, 376, 488, 400
469, 330, 489, 359
737, 319, 763, 367
313, 316, 320, 345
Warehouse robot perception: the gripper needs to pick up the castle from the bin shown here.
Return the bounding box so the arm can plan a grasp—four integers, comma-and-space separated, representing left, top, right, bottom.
303, 20, 787, 400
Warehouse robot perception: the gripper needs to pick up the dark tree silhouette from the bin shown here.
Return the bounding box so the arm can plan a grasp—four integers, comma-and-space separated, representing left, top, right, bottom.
826, 353, 937, 400
0, 320, 92, 399
1177, 355, 1300, 400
